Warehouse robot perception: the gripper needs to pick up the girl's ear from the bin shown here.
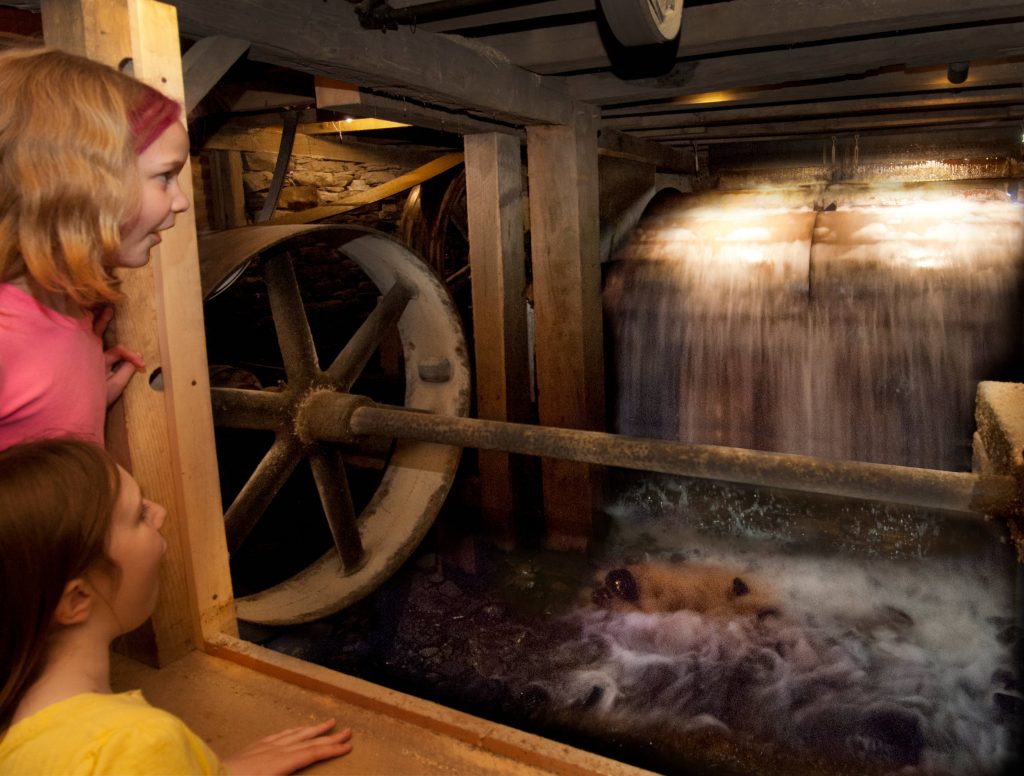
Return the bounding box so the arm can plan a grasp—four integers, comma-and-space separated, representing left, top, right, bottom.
54, 578, 94, 626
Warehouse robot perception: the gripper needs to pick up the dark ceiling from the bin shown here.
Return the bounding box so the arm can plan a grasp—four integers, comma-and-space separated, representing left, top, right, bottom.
5, 1, 1024, 157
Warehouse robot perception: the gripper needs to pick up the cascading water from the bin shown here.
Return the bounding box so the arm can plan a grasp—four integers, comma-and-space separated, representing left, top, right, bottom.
605, 185, 1024, 469
561, 183, 1024, 774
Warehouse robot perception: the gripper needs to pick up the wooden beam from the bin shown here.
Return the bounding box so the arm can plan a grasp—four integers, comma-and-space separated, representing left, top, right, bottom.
527, 107, 604, 551
268, 152, 464, 225
298, 118, 409, 134
603, 87, 1024, 131
202, 122, 442, 166
41, 0, 130, 66
600, 61, 1024, 118
396, 0, 592, 33
639, 105, 1024, 143
597, 127, 694, 173
464, 132, 534, 546
315, 77, 519, 136
486, 0, 1024, 74
125, 0, 235, 651
181, 34, 249, 113
163, 0, 574, 126
43, 0, 236, 666
568, 21, 1024, 105
207, 149, 246, 229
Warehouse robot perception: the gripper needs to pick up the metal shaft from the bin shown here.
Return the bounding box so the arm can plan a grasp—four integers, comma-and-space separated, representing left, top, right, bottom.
334, 400, 1020, 518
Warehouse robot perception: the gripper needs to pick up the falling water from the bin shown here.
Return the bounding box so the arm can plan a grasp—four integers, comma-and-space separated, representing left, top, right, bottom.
605, 185, 1024, 469
574, 184, 1024, 773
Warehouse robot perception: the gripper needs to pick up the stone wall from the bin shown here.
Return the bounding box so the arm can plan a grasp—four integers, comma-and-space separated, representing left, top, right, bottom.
191, 142, 449, 234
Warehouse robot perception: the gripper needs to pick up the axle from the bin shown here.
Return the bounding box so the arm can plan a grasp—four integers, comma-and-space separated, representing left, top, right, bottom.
295, 390, 1021, 519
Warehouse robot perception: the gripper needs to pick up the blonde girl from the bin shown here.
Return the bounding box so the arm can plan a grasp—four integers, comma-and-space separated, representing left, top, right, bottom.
0, 46, 190, 449
0, 438, 354, 774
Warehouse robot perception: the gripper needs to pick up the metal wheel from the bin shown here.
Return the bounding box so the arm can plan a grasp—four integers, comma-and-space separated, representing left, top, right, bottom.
598, 0, 684, 47
199, 224, 470, 625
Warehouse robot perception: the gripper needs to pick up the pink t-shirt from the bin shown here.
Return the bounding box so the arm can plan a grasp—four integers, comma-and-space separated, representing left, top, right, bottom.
0, 283, 106, 450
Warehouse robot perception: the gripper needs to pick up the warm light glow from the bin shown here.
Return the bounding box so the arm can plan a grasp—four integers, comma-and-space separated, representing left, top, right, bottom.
672, 90, 736, 106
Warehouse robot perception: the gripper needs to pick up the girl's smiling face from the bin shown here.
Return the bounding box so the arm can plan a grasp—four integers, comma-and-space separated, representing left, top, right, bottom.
113, 121, 190, 269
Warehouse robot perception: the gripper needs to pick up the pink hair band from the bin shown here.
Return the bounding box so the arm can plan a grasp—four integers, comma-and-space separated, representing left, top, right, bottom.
129, 87, 181, 153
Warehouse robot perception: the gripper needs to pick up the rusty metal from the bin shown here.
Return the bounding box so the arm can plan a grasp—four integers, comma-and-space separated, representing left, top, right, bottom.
306, 397, 1019, 519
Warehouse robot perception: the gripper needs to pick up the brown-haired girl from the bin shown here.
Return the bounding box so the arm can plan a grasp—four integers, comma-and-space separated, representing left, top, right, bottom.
0, 46, 191, 450
0, 438, 353, 774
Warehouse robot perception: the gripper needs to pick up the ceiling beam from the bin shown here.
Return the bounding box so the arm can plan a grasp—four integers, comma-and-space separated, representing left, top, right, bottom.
602, 86, 1024, 132
640, 105, 1024, 143
165, 0, 575, 127
568, 21, 1024, 105
600, 61, 1024, 118
597, 127, 693, 173
393, 0, 592, 33
485, 0, 1024, 74
181, 35, 249, 113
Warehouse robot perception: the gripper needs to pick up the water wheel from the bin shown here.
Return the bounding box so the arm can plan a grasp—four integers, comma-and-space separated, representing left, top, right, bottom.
199, 224, 470, 625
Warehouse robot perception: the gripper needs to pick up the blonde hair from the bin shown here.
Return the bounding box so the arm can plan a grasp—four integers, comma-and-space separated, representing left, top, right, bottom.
0, 47, 172, 307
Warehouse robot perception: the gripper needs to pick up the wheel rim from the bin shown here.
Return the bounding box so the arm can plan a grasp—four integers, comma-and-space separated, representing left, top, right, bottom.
200, 224, 470, 625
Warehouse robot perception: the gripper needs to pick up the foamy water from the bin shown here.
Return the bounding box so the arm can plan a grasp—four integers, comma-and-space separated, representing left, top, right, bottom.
544, 487, 1020, 774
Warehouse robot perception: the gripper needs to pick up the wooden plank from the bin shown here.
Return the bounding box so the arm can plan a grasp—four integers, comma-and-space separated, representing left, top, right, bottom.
602, 85, 1024, 131
526, 108, 604, 551
163, 0, 574, 127
298, 118, 410, 135
315, 77, 520, 136
464, 132, 534, 545
597, 127, 694, 173
207, 149, 246, 229
485, 0, 1024, 74
268, 152, 464, 225
202, 122, 441, 166
41, 0, 130, 67
181, 34, 249, 113
600, 61, 1024, 118
396, 0, 592, 33
567, 21, 1024, 105
124, 0, 236, 652
44, 0, 237, 666
638, 105, 1024, 142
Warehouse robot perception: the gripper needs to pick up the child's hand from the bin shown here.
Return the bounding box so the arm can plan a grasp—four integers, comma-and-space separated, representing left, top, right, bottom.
104, 344, 145, 407
222, 719, 353, 775
93, 306, 145, 407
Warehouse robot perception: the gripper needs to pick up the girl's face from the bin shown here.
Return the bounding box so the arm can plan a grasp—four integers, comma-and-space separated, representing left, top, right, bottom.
93, 465, 168, 634
114, 121, 191, 269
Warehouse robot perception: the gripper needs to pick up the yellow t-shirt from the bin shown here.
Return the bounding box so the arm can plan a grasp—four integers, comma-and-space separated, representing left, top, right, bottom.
0, 690, 226, 775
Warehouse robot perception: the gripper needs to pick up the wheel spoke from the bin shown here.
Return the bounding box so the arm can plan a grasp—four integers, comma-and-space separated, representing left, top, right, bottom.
211, 387, 288, 430
309, 447, 364, 572
224, 435, 303, 551
324, 278, 413, 390
263, 254, 319, 385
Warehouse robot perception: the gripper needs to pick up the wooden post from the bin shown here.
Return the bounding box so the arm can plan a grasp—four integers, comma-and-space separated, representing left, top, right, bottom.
43, 0, 236, 666
208, 149, 247, 229
464, 132, 536, 545
526, 106, 605, 550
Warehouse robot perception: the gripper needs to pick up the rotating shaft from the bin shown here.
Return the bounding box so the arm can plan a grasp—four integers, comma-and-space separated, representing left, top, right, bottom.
296, 390, 1021, 520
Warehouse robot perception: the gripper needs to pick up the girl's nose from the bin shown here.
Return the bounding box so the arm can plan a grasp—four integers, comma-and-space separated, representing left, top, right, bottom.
171, 184, 190, 214
148, 499, 168, 530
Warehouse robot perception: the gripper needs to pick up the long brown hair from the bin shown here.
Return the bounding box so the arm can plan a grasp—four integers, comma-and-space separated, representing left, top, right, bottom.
0, 439, 119, 729
0, 47, 178, 307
